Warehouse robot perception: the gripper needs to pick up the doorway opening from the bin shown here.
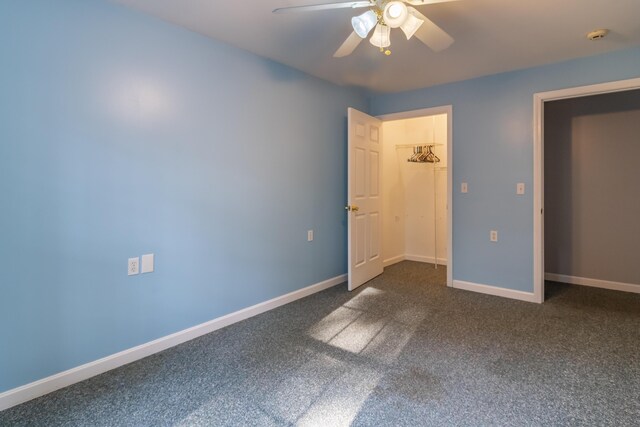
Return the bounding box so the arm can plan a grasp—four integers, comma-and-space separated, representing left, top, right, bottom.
379, 109, 451, 287
533, 77, 640, 302
346, 106, 452, 291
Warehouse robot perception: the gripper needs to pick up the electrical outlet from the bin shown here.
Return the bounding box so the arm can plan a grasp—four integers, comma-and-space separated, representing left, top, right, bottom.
517, 183, 525, 195
128, 257, 139, 276
307, 230, 314, 242
461, 182, 468, 193
490, 230, 498, 242
141, 253, 154, 274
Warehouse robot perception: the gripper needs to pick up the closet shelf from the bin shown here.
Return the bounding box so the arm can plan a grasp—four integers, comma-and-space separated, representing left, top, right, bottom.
395, 143, 443, 149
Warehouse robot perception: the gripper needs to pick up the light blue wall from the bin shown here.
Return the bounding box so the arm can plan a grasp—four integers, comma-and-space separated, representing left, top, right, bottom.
370, 47, 640, 293
0, 0, 366, 393
3, 0, 640, 396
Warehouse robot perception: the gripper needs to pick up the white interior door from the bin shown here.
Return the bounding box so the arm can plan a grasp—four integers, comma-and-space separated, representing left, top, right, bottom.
347, 108, 383, 291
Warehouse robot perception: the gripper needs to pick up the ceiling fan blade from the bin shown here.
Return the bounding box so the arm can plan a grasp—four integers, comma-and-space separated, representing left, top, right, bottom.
333, 31, 363, 57
273, 1, 373, 14
408, 7, 454, 52
405, 0, 460, 6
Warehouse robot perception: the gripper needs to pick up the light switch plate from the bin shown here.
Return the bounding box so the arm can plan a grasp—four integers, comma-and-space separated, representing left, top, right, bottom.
141, 253, 154, 274
461, 182, 468, 193
517, 183, 525, 195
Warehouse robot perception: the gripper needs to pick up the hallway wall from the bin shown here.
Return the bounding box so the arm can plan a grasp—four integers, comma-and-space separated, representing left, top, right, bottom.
545, 89, 640, 287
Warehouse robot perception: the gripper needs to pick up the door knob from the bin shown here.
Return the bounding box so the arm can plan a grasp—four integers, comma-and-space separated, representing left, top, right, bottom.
345, 205, 360, 212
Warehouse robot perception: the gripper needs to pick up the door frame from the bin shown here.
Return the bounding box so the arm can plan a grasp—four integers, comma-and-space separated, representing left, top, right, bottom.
377, 105, 453, 288
533, 77, 640, 303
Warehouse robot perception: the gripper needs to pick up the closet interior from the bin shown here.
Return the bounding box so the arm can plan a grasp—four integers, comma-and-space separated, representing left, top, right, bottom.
382, 114, 448, 269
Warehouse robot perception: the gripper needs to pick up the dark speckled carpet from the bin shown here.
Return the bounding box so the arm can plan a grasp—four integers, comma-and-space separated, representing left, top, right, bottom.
1, 261, 639, 426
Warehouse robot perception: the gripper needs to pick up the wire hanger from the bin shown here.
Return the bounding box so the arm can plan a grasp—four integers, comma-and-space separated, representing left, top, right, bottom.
425, 145, 440, 163
407, 145, 439, 163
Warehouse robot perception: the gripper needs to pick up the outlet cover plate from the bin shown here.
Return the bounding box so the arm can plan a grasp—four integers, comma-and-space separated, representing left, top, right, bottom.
128, 257, 139, 276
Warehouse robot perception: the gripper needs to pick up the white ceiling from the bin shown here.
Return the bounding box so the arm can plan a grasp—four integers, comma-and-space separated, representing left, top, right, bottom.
112, 0, 640, 93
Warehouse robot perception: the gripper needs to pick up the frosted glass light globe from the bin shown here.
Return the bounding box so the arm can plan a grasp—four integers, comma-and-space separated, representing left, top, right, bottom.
351, 10, 377, 38
383, 1, 409, 28
388, 3, 403, 18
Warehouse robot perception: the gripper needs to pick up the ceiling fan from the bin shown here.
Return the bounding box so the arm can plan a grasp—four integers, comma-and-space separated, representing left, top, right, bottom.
273, 0, 457, 57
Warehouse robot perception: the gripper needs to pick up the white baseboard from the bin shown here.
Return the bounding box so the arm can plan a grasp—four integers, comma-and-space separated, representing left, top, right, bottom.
0, 274, 347, 412
452, 280, 539, 303
404, 254, 448, 266
383, 254, 448, 268
545, 273, 640, 294
383, 255, 405, 267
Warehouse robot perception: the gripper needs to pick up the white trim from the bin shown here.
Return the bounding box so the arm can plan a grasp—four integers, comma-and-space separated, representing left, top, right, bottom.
545, 273, 640, 294
383, 255, 405, 267
533, 92, 544, 304
0, 274, 347, 412
377, 106, 449, 122
533, 77, 640, 304
447, 108, 453, 288
383, 254, 448, 267
377, 105, 454, 288
404, 254, 448, 265
452, 280, 538, 303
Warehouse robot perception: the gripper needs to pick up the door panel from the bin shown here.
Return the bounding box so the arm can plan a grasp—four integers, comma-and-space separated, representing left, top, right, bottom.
348, 108, 383, 291
370, 126, 379, 142
369, 151, 379, 196
355, 148, 366, 198
355, 214, 367, 267
369, 212, 380, 260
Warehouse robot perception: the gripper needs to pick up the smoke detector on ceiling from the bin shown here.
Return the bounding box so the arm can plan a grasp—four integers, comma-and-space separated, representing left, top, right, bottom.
587, 29, 609, 41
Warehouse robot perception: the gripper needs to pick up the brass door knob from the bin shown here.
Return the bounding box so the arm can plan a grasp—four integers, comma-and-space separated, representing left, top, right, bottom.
345, 205, 360, 212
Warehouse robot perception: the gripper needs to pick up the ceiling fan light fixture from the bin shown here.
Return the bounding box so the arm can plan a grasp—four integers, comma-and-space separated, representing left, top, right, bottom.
369, 23, 391, 48
400, 11, 424, 40
351, 10, 378, 38
383, 1, 408, 28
